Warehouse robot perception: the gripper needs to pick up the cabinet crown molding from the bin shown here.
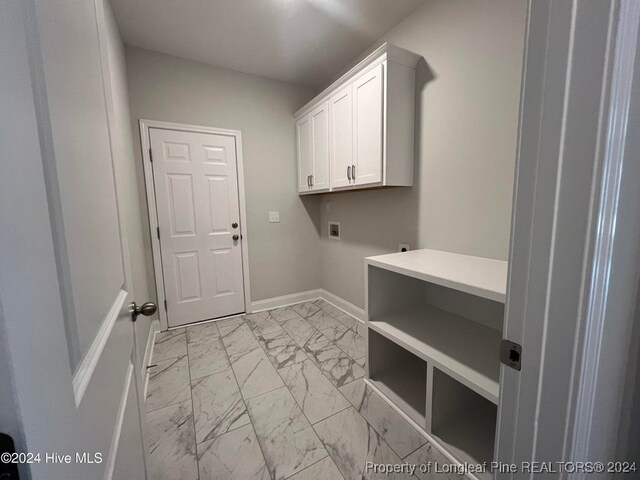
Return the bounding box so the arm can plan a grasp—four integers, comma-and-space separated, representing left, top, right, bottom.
294, 42, 421, 119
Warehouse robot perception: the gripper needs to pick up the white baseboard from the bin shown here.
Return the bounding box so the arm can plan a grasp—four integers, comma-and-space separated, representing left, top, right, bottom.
249, 288, 365, 324
250, 289, 323, 313
142, 319, 160, 400
321, 289, 366, 323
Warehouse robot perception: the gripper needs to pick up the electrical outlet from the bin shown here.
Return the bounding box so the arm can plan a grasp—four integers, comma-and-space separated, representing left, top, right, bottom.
269, 211, 280, 223
399, 243, 411, 252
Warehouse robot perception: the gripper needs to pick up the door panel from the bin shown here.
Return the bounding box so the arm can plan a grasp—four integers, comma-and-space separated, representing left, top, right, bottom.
297, 115, 312, 192
167, 175, 197, 235
1, 0, 149, 476
150, 128, 245, 327
330, 86, 353, 189
310, 102, 330, 191
110, 362, 146, 480
353, 62, 384, 186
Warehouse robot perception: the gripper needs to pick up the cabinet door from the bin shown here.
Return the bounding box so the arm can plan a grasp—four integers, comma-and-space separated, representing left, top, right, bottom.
296, 114, 312, 193
310, 102, 329, 191
353, 62, 384, 186
329, 86, 353, 189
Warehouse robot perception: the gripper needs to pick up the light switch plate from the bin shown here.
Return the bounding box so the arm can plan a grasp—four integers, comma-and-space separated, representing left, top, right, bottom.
269, 211, 280, 223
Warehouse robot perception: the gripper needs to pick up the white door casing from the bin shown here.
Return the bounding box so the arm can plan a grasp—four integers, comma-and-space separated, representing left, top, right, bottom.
0, 0, 147, 477
352, 61, 384, 186
496, 1, 640, 477
329, 85, 353, 189
310, 101, 330, 191
143, 123, 250, 329
297, 114, 313, 192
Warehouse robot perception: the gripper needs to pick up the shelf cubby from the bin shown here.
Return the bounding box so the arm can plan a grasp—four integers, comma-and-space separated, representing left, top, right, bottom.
365, 248, 507, 480
367, 329, 427, 426
431, 368, 497, 480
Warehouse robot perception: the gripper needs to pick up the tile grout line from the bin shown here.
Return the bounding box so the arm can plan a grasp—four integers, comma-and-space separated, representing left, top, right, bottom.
144, 352, 190, 416
245, 310, 341, 479
273, 303, 418, 476
248, 307, 362, 479
184, 328, 202, 480
217, 315, 275, 480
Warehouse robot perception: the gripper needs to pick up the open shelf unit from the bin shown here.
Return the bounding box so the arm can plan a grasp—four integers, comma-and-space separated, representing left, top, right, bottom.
368, 329, 428, 426
365, 248, 506, 479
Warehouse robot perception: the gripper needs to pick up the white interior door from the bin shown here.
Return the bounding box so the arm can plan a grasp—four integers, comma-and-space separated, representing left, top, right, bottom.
330, 86, 353, 189
310, 101, 330, 191
297, 114, 313, 192
150, 128, 246, 327
353, 62, 384, 186
0, 0, 147, 478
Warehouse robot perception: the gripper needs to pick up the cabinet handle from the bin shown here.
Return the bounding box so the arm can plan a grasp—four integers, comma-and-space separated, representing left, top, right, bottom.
310, 175, 313, 186
352, 165, 356, 180
347, 166, 351, 181
307, 175, 310, 187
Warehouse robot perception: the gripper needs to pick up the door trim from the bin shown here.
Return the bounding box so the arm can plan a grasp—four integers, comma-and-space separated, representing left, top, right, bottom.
72, 288, 128, 406
139, 120, 251, 331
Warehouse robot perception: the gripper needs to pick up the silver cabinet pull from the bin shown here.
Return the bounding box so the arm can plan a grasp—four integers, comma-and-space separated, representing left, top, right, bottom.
347, 166, 351, 181
307, 175, 310, 187
352, 164, 356, 180
310, 175, 313, 187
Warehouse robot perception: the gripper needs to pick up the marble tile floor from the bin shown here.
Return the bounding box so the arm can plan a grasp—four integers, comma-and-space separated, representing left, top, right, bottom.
145, 299, 455, 480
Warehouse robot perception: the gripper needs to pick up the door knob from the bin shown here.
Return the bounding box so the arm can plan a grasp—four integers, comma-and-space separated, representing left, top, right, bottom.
232, 234, 239, 241
130, 301, 157, 321
232, 222, 238, 229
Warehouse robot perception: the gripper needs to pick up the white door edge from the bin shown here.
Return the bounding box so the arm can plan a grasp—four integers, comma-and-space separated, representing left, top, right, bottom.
139, 119, 252, 331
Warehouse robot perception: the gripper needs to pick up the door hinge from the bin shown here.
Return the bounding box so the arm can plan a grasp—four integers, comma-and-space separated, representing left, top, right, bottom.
164, 299, 167, 311
149, 147, 153, 162
500, 339, 522, 371
157, 226, 160, 240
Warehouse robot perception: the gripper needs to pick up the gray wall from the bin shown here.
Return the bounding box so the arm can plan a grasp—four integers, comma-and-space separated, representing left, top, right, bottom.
99, 0, 156, 365
125, 47, 320, 303
320, 0, 527, 308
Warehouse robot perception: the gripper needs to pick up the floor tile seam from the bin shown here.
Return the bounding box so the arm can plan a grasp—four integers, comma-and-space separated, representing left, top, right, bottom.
245, 314, 335, 476
184, 332, 202, 480
217, 318, 274, 480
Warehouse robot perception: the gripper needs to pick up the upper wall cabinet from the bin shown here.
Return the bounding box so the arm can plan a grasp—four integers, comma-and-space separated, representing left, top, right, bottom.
296, 43, 420, 195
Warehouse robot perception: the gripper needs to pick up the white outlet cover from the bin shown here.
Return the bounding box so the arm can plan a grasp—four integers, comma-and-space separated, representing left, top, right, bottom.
399, 243, 411, 252
269, 211, 280, 223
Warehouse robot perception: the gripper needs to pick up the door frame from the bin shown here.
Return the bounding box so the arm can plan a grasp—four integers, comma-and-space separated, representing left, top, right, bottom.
496, 0, 640, 476
139, 119, 252, 331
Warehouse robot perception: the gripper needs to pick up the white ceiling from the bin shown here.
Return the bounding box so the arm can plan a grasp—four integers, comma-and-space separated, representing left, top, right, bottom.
110, 0, 425, 89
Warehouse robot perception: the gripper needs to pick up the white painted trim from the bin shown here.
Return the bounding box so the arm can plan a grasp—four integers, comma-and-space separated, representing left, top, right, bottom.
72, 289, 128, 407
569, 0, 640, 469
250, 289, 323, 313
141, 320, 160, 375
321, 289, 366, 322
294, 42, 420, 119
104, 361, 134, 480
248, 288, 366, 323
141, 319, 160, 401
139, 119, 251, 331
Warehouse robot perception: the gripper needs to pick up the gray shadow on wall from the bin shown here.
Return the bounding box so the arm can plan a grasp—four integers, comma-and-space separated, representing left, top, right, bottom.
301, 195, 322, 234
412, 58, 436, 248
